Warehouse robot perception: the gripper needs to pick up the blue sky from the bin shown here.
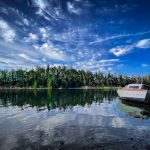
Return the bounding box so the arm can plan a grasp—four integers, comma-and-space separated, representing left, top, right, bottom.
0, 0, 150, 75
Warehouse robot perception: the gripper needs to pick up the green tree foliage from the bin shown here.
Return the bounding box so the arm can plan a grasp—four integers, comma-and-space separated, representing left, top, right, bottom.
0, 65, 150, 88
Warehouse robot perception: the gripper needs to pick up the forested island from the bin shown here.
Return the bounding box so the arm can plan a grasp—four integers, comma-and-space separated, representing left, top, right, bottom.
0, 65, 150, 89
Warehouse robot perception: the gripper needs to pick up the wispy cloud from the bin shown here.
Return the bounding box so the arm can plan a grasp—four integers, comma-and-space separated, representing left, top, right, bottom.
0, 7, 8, 15
33, 0, 48, 10
0, 0, 150, 75
141, 64, 150, 68
89, 30, 150, 45
24, 33, 38, 43
136, 39, 150, 49
0, 55, 39, 70
23, 18, 30, 26
90, 34, 129, 45
39, 27, 48, 39
1, 5, 33, 28
0, 19, 16, 42
33, 0, 54, 21
18, 53, 39, 63
32, 0, 65, 21
33, 42, 68, 61
109, 45, 134, 56
73, 58, 120, 73
100, 59, 120, 63
110, 38, 150, 56
67, 1, 82, 15
0, 41, 43, 69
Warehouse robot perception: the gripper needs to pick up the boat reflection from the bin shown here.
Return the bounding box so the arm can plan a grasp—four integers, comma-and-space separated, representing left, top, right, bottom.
118, 99, 150, 119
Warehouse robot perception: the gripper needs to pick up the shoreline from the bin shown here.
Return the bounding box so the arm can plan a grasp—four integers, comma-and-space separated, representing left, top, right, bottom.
0, 86, 118, 90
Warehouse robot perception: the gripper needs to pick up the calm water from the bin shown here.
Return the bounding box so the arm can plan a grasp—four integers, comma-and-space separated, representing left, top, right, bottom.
0, 89, 150, 150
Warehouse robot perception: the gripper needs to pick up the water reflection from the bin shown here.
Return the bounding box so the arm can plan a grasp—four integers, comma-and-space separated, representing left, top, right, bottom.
0, 89, 150, 150
0, 89, 117, 111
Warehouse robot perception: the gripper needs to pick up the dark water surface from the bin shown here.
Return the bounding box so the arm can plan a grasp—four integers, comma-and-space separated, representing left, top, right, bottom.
0, 89, 150, 150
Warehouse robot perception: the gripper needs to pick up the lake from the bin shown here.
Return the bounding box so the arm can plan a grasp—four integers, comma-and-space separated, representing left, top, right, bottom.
0, 89, 150, 150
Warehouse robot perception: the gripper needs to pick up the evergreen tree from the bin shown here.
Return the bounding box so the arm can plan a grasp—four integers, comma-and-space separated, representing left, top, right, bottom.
0, 65, 150, 88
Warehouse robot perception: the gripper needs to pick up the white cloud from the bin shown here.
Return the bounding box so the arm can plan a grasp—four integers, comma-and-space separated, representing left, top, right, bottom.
109, 45, 134, 56
0, 57, 17, 64
33, 0, 48, 9
39, 27, 46, 33
29, 33, 38, 40
90, 30, 150, 45
0, 40, 43, 69
141, 64, 150, 68
0, 19, 16, 42
24, 33, 38, 42
33, 0, 62, 21
67, 1, 81, 15
73, 58, 120, 73
89, 34, 129, 45
42, 58, 46, 62
19, 53, 39, 63
136, 39, 150, 49
100, 59, 120, 63
97, 53, 102, 57
39, 27, 48, 39
110, 38, 150, 57
23, 18, 30, 26
34, 43, 68, 61
0, 56, 37, 70
52, 27, 88, 44
35, 7, 52, 21
33, 0, 55, 21
99, 63, 114, 67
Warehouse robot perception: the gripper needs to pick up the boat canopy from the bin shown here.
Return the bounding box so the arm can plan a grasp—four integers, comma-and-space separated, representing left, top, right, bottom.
125, 84, 150, 90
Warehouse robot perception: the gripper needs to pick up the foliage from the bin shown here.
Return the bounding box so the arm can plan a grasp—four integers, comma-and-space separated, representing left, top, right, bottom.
0, 65, 150, 88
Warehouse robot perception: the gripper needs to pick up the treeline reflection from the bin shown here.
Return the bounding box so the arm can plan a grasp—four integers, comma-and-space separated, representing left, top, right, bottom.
0, 89, 117, 111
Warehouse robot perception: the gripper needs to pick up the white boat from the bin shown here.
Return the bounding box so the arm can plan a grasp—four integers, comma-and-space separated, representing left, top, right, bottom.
117, 84, 150, 102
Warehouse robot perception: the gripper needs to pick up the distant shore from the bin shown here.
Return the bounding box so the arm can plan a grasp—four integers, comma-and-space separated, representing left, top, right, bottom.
0, 86, 118, 90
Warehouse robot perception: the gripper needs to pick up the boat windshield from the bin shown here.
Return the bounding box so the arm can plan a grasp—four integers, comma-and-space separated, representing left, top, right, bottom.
128, 86, 139, 89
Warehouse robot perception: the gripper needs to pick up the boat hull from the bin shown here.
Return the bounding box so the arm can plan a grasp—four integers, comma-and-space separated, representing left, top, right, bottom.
117, 89, 148, 102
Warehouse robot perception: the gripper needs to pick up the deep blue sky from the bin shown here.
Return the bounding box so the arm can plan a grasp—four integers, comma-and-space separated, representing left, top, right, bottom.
0, 0, 150, 75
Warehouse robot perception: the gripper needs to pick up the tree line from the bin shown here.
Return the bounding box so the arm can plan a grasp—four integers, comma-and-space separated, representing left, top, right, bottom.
0, 65, 150, 88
